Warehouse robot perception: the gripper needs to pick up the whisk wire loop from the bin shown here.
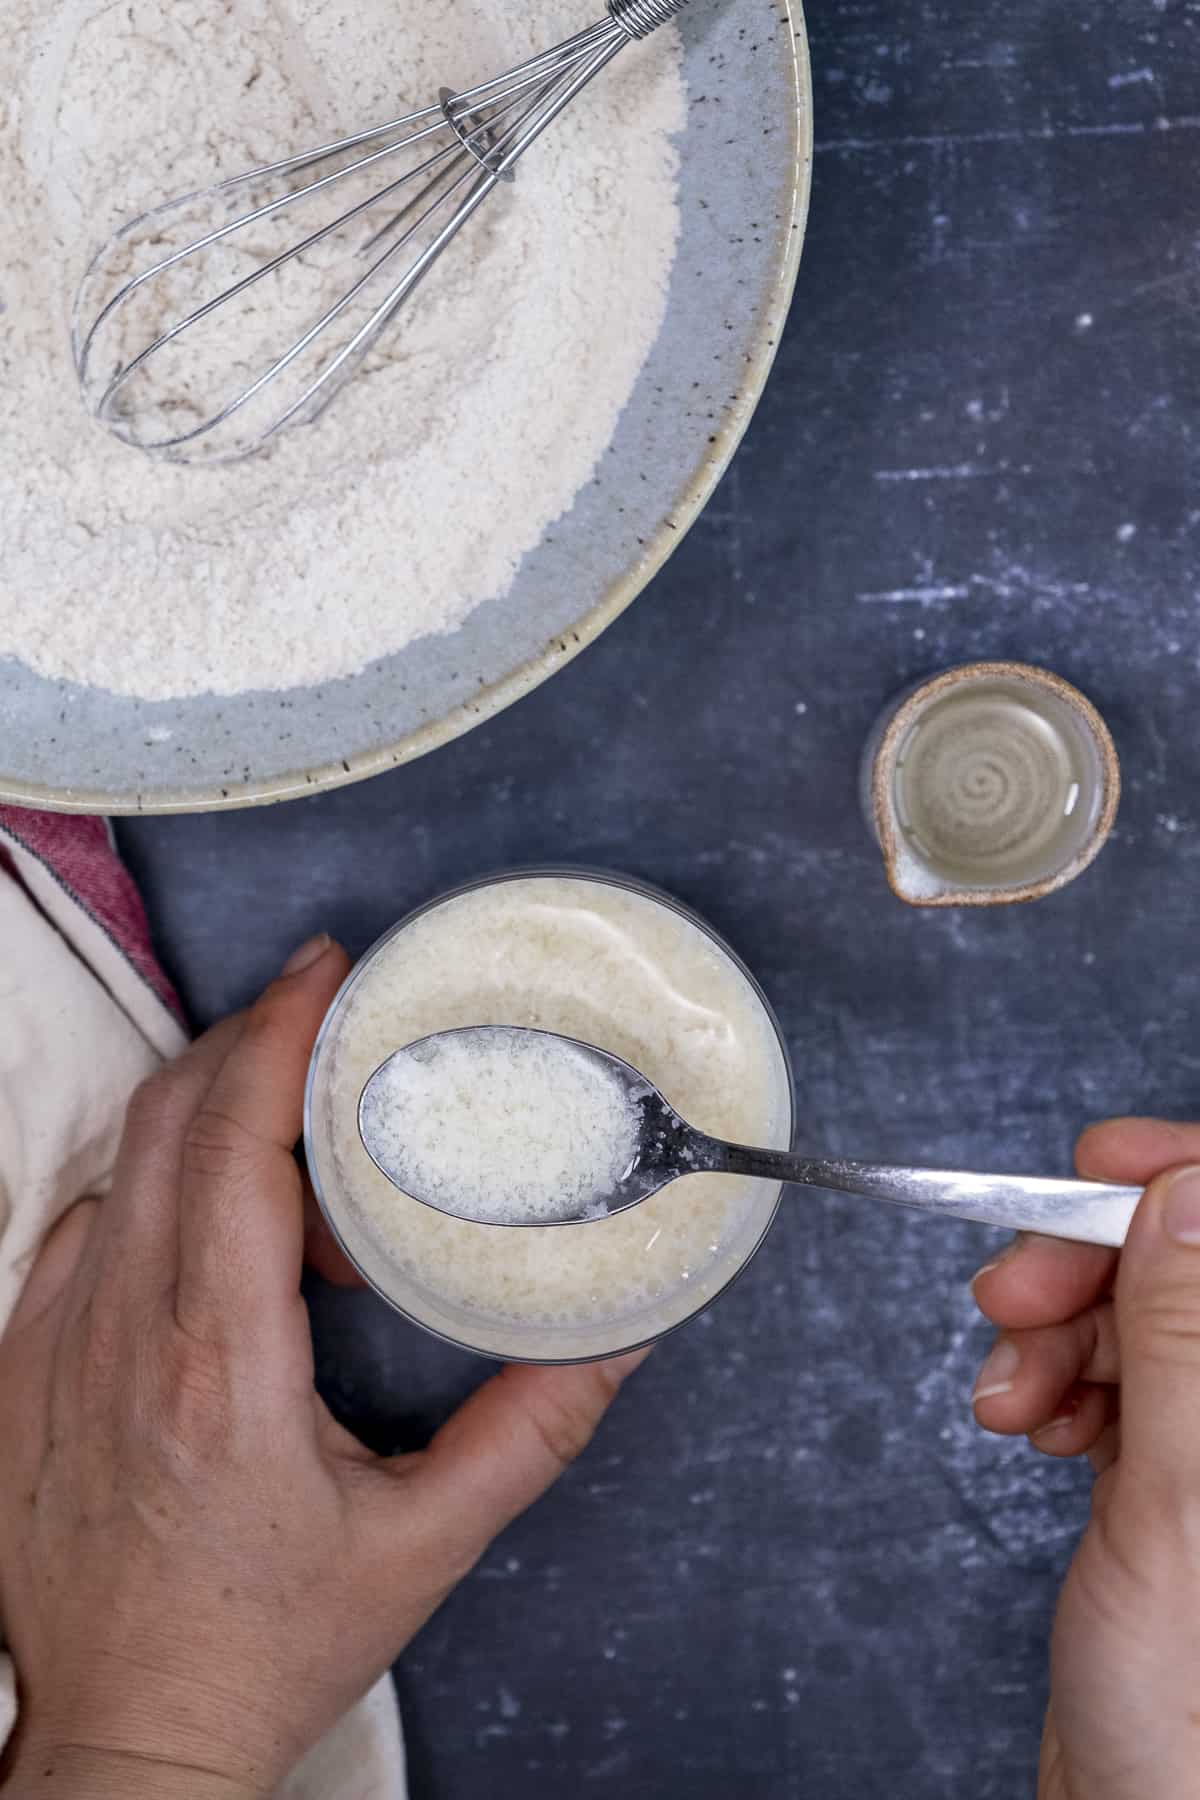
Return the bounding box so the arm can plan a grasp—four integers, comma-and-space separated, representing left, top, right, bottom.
75, 0, 691, 461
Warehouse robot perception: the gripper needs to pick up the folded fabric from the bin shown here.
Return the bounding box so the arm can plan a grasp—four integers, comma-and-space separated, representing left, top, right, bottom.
0, 808, 406, 1799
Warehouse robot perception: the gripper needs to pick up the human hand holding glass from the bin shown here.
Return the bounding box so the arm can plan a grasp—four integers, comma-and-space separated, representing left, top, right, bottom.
0, 937, 645, 1799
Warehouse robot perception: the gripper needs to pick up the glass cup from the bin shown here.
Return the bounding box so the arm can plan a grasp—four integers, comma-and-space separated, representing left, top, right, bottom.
304, 868, 794, 1363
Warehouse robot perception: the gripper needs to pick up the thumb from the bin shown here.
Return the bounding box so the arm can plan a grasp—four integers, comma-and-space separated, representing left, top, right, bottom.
369, 1352, 650, 1590
1115, 1164, 1200, 1492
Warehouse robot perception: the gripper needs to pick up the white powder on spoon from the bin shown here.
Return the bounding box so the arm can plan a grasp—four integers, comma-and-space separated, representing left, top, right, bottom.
0, 0, 684, 699
359, 1027, 641, 1226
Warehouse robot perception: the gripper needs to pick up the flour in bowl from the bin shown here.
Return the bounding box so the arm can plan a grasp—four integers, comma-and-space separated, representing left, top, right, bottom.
0, 0, 684, 699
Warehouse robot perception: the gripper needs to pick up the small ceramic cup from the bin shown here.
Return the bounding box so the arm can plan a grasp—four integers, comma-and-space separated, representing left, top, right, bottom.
862, 661, 1120, 908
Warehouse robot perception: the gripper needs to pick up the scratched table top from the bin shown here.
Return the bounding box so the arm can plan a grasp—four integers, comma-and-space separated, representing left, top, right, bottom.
117, 1, 1200, 1793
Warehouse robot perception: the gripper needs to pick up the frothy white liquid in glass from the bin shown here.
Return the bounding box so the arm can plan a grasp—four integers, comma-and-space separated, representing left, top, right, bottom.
306, 874, 792, 1361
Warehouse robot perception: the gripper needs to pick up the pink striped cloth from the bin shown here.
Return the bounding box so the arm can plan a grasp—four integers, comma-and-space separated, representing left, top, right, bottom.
0, 807, 184, 1028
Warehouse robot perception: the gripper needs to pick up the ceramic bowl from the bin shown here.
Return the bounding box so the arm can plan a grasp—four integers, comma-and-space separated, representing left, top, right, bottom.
0, 0, 811, 815
863, 661, 1121, 908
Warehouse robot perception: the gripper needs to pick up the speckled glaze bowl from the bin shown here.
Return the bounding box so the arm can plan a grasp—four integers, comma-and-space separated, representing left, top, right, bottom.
0, 0, 811, 815
863, 661, 1121, 908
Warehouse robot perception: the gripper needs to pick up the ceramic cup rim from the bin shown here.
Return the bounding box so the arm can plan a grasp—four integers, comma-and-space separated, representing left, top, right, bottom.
302, 865, 796, 1363
869, 660, 1121, 908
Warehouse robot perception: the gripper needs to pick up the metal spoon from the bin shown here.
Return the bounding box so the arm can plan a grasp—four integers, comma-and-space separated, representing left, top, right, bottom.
358, 1026, 1142, 1244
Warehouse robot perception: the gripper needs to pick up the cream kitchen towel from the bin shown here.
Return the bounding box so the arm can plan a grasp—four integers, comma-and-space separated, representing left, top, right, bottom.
0, 809, 407, 1799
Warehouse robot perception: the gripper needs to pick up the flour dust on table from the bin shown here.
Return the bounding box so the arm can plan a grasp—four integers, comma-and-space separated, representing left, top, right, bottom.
1, 0, 684, 699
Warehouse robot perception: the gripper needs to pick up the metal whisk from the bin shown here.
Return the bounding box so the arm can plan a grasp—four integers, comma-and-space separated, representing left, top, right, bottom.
74, 0, 690, 465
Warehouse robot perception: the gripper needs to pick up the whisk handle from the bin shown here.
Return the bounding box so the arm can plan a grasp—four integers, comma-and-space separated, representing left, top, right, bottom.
608, 0, 692, 40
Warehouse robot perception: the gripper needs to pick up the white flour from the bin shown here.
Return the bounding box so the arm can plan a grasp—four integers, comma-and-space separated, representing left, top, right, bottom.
360, 1027, 640, 1226
0, 0, 684, 699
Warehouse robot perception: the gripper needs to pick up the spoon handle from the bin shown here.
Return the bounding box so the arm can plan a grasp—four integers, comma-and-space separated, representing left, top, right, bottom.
692, 1140, 1143, 1248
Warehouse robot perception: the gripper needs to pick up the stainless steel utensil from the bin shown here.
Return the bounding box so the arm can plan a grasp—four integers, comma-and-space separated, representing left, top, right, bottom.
359, 1026, 1143, 1243
75, 0, 691, 463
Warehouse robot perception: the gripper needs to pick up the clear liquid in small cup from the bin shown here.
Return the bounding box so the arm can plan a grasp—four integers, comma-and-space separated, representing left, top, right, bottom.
892, 679, 1101, 890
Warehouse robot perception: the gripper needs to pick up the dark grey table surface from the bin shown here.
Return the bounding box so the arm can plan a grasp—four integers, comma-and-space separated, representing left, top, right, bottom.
116, 2, 1200, 1794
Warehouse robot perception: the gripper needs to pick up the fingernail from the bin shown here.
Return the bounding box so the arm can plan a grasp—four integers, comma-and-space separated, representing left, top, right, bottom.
972, 1338, 1020, 1405
1163, 1167, 1200, 1246
969, 1237, 1021, 1293
1032, 1415, 1076, 1442
282, 933, 331, 977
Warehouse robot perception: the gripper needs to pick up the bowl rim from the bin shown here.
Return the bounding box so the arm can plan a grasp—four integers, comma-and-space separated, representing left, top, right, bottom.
0, 2, 813, 817
302, 864, 797, 1364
